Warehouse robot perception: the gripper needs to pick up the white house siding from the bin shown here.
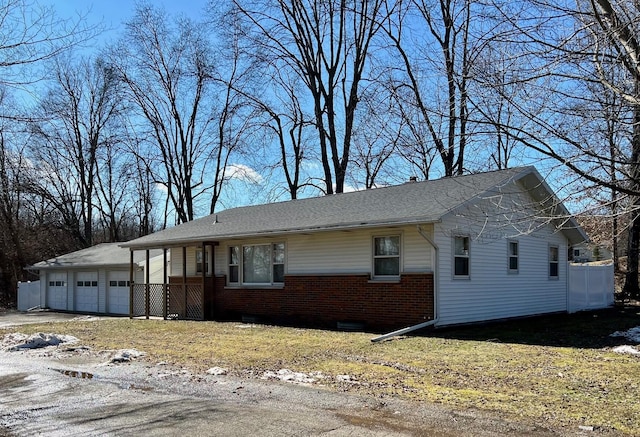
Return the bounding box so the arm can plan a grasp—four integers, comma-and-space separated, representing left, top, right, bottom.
434, 187, 569, 327
98, 269, 107, 313
170, 246, 211, 277
212, 225, 434, 277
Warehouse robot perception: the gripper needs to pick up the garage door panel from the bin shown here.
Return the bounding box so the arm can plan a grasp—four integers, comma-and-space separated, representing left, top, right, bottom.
108, 271, 130, 314
75, 272, 98, 313
47, 272, 67, 310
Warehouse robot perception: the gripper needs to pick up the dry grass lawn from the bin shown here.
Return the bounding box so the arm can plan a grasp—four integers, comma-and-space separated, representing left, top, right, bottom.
3, 307, 640, 435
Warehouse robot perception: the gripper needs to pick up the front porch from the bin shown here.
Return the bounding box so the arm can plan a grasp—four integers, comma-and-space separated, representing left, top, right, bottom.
128, 242, 217, 321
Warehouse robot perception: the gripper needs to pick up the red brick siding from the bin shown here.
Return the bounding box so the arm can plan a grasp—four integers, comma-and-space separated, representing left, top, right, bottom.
212, 273, 434, 331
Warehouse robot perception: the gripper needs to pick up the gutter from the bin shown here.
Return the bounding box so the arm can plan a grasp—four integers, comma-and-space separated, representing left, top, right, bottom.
371, 225, 439, 342
120, 218, 441, 251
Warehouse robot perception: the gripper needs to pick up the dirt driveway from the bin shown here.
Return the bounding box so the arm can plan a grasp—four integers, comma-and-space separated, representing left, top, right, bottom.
0, 311, 596, 436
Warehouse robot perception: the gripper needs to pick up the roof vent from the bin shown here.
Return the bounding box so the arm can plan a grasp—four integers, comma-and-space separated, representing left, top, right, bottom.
408, 176, 418, 183
213, 214, 218, 224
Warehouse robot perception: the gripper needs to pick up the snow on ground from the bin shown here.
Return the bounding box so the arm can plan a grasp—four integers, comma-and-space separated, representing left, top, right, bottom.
2, 332, 78, 351
206, 367, 228, 375
108, 349, 146, 363
610, 326, 640, 356
612, 345, 640, 356
610, 326, 640, 343
261, 369, 326, 385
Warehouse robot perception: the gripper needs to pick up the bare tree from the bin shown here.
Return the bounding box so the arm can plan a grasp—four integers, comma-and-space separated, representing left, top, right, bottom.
0, 0, 98, 88
381, 0, 475, 177
113, 4, 253, 223
482, 0, 640, 296
29, 56, 122, 247
235, 0, 387, 194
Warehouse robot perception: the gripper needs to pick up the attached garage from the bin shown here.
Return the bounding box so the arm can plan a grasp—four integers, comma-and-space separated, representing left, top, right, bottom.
27, 243, 165, 315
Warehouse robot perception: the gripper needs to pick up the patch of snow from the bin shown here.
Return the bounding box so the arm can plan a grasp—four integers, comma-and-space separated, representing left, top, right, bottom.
235, 324, 257, 329
610, 326, 640, 343
71, 315, 100, 322
2, 332, 78, 351
612, 345, 640, 356
261, 369, 323, 385
206, 367, 228, 376
108, 349, 146, 364
336, 374, 358, 384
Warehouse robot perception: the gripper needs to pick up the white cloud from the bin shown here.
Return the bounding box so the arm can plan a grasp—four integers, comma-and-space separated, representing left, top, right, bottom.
226, 164, 263, 184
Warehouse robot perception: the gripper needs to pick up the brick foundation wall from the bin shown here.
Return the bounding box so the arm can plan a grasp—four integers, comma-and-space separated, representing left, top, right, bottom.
212, 273, 434, 332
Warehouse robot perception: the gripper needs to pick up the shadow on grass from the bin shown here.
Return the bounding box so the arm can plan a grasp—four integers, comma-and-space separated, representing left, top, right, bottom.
419, 305, 640, 349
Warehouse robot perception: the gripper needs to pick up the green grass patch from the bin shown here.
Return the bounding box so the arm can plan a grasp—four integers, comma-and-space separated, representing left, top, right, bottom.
3, 307, 640, 434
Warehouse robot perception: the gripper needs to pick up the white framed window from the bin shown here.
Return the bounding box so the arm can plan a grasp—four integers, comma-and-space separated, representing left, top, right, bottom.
453, 236, 470, 277
229, 246, 239, 283
508, 240, 519, 273
196, 248, 210, 275
373, 236, 401, 278
228, 243, 285, 285
549, 245, 559, 278
272, 243, 285, 283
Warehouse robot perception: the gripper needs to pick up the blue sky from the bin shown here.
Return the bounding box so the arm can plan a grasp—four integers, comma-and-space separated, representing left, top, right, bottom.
48, 0, 210, 44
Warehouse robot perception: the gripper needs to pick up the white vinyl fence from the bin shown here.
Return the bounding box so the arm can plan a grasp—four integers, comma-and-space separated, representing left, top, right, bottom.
568, 263, 614, 313
17, 281, 41, 311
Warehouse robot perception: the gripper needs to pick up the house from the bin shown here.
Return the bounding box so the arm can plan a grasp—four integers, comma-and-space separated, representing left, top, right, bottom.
26, 243, 166, 315
120, 166, 590, 330
570, 242, 612, 263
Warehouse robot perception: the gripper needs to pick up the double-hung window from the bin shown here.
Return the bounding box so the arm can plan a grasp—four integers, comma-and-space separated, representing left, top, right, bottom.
229, 246, 239, 283
454, 236, 470, 277
373, 236, 400, 278
228, 243, 285, 285
196, 249, 209, 275
508, 241, 519, 273
549, 245, 559, 278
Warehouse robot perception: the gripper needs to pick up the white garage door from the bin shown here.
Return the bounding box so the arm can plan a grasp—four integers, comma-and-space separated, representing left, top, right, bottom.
75, 272, 99, 313
107, 271, 130, 315
47, 272, 68, 310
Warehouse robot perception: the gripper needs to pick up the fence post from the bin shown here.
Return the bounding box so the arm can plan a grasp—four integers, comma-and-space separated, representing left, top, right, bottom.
129, 250, 134, 319
163, 248, 168, 320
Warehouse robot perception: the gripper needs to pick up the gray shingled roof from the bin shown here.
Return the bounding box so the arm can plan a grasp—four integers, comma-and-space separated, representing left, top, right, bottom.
122, 166, 567, 249
29, 243, 160, 270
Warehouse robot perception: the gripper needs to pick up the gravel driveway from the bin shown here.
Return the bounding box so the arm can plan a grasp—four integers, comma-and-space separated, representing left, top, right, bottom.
0, 311, 597, 436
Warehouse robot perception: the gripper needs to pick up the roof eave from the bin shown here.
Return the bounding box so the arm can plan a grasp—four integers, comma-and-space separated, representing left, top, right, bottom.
121, 217, 440, 250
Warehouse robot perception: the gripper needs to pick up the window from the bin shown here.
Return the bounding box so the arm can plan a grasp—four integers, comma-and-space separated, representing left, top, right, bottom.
196, 249, 209, 274
229, 246, 239, 283
549, 245, 559, 278
272, 243, 285, 283
229, 243, 285, 285
373, 236, 400, 278
508, 241, 519, 272
454, 236, 470, 277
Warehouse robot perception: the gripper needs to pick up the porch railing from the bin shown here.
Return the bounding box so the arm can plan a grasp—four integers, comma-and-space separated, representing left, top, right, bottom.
132, 283, 204, 320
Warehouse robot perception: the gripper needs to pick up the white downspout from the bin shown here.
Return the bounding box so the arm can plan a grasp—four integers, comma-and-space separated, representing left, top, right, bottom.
371, 225, 439, 342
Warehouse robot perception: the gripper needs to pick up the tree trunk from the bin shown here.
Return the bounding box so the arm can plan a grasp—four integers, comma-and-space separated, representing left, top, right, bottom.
623, 210, 640, 300
622, 101, 640, 299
